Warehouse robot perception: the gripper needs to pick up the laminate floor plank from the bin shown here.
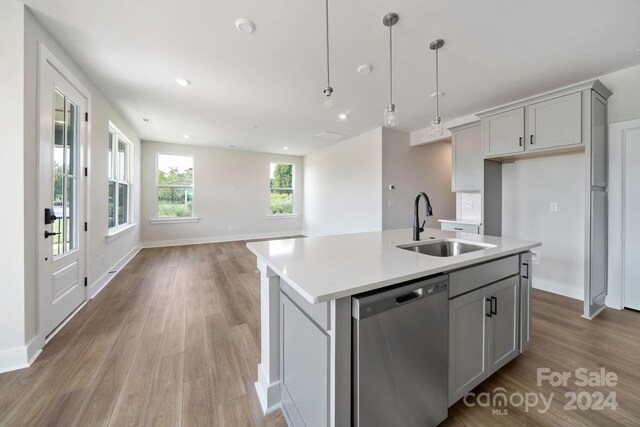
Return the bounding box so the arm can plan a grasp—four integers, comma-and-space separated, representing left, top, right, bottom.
1, 239, 638, 427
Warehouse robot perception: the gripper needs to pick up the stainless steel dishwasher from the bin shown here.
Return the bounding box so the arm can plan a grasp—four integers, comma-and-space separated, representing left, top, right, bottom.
352, 275, 449, 427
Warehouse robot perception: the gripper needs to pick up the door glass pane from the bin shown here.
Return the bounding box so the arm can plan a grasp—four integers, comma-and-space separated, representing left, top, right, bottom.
118, 183, 128, 225
65, 177, 77, 252
52, 89, 79, 257
65, 100, 77, 175
108, 180, 116, 228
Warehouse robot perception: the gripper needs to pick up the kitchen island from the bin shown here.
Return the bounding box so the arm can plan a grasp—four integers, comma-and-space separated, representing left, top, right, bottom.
247, 228, 541, 426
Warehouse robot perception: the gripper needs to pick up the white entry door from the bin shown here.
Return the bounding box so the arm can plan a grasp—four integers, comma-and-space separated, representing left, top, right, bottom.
38, 56, 87, 338
624, 129, 640, 310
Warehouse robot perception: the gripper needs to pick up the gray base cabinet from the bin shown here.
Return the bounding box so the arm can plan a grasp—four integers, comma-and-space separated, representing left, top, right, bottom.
448, 256, 528, 406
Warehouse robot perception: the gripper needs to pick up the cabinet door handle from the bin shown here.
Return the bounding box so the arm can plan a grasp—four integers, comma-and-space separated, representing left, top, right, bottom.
485, 298, 493, 317
522, 262, 529, 279
530, 135, 534, 145
454, 227, 463, 231
519, 137, 523, 147
491, 296, 498, 315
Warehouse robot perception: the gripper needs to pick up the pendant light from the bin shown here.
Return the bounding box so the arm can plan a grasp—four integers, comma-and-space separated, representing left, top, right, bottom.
430, 39, 445, 136
383, 13, 399, 127
322, 0, 333, 108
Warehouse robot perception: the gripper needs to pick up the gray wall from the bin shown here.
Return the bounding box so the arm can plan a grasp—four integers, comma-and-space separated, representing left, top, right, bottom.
140, 141, 303, 245
381, 128, 455, 230
303, 128, 383, 236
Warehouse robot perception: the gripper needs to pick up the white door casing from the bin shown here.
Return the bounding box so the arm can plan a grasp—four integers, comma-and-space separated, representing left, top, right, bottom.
38, 45, 89, 340
607, 119, 640, 310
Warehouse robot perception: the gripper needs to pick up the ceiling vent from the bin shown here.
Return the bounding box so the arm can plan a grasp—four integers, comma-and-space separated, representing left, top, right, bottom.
316, 131, 345, 140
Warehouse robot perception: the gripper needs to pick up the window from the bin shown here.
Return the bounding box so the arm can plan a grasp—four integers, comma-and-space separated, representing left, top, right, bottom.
157, 154, 194, 217
270, 162, 294, 215
108, 124, 132, 229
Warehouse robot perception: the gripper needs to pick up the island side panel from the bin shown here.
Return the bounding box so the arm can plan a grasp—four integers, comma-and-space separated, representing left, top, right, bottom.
329, 297, 351, 427
255, 258, 282, 413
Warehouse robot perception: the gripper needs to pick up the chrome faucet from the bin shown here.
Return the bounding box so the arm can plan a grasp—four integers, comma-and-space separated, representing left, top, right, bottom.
413, 192, 433, 241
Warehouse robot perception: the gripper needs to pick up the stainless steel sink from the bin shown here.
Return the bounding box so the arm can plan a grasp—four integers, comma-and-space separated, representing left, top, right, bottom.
398, 240, 494, 257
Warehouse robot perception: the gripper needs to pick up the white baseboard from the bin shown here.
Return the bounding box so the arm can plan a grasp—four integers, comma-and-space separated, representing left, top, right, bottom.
255, 363, 282, 414
88, 244, 142, 299
141, 230, 304, 249
0, 345, 30, 374
533, 279, 584, 301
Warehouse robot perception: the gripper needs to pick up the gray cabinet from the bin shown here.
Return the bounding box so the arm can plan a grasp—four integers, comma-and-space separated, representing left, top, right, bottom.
525, 92, 582, 151
448, 286, 488, 405
482, 108, 525, 157
280, 293, 329, 427
487, 276, 520, 374
449, 269, 522, 406
452, 124, 483, 192
520, 252, 532, 352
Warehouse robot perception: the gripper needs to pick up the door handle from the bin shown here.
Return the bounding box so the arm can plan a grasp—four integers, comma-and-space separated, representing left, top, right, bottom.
396, 288, 423, 304
491, 296, 498, 315
522, 262, 530, 279
485, 298, 493, 317
44, 230, 61, 239
519, 137, 523, 147
530, 135, 534, 145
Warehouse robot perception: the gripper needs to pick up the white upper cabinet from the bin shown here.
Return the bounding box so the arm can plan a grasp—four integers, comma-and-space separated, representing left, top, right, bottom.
525, 92, 582, 151
482, 108, 525, 157
452, 124, 482, 192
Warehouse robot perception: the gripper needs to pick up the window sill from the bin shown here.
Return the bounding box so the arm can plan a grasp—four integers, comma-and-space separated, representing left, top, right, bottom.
149, 217, 200, 225
266, 214, 299, 220
105, 223, 137, 243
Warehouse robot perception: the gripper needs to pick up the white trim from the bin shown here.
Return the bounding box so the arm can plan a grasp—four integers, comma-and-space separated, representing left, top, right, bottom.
0, 345, 30, 374
607, 118, 640, 310
105, 223, 137, 243
255, 363, 282, 414
266, 214, 299, 220
88, 244, 142, 299
532, 279, 583, 301
142, 230, 303, 248
149, 217, 200, 225
302, 230, 322, 237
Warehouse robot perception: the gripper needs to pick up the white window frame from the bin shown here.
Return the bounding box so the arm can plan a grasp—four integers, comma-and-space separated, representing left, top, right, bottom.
107, 122, 133, 236
152, 152, 197, 223
268, 161, 297, 218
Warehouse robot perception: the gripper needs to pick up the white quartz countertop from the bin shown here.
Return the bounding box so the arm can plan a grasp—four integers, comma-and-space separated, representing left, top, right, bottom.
247, 228, 540, 304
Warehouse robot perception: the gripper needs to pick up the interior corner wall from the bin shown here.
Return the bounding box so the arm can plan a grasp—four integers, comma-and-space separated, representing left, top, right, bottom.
303, 128, 383, 236
381, 128, 456, 230
140, 141, 303, 246
502, 154, 585, 299
0, 0, 27, 367
22, 8, 142, 350
599, 64, 640, 124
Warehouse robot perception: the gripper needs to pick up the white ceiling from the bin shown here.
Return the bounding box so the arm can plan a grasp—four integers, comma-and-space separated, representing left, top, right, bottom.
24, 0, 640, 155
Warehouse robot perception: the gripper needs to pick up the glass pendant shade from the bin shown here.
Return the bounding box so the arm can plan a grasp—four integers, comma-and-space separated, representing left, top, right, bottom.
323, 86, 333, 109
384, 104, 398, 127
431, 117, 444, 136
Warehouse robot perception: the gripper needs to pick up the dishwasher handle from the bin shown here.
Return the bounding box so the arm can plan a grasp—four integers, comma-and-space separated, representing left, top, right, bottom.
395, 288, 423, 304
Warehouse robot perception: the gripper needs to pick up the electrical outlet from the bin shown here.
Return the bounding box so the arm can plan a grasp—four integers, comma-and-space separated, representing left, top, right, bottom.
388, 200, 396, 208
549, 202, 558, 212
531, 251, 540, 265
465, 201, 473, 209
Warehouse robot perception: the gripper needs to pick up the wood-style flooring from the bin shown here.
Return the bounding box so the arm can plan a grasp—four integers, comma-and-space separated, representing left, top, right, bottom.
0, 240, 638, 426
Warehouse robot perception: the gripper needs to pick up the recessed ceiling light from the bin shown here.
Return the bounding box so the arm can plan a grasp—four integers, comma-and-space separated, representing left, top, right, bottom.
175, 77, 191, 86
357, 64, 373, 74
338, 114, 348, 120
283, 146, 289, 150
235, 18, 256, 34
183, 134, 191, 139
